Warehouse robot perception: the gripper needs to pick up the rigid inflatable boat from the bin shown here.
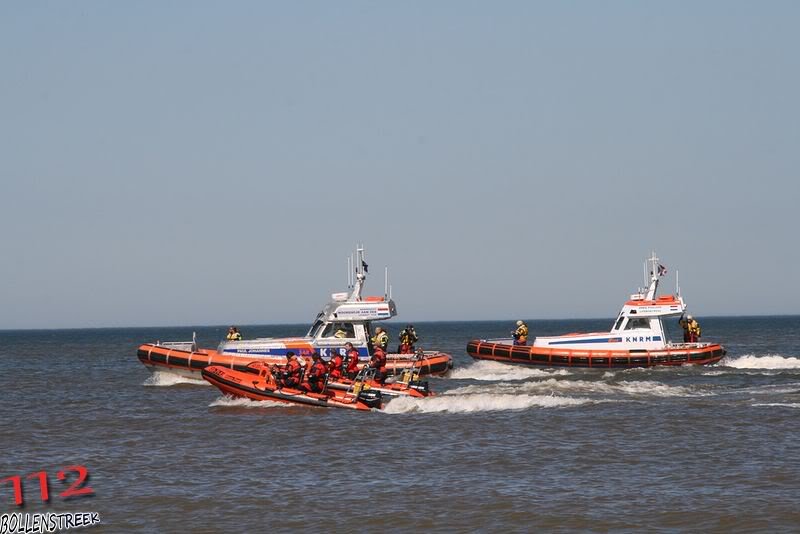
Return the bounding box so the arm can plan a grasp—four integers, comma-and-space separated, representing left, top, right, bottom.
137, 246, 453, 379
467, 254, 726, 369
202, 364, 383, 411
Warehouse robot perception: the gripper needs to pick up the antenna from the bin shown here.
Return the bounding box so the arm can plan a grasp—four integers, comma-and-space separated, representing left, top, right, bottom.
384, 266, 389, 298
676, 270, 681, 298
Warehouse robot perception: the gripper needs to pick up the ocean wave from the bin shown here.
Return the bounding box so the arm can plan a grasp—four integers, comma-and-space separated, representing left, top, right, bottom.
751, 402, 800, 409
723, 354, 800, 370
143, 371, 208, 387
448, 360, 570, 381
383, 392, 593, 414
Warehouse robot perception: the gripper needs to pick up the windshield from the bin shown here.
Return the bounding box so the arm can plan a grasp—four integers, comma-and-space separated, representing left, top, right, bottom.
306, 318, 324, 337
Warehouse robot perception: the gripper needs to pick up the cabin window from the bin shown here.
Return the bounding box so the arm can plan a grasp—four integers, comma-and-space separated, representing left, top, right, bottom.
306, 320, 324, 337
320, 322, 356, 339
614, 316, 625, 331
625, 318, 650, 330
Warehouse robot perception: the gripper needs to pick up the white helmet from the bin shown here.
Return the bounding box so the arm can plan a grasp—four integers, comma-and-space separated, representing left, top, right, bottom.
516, 320, 523, 326
686, 315, 693, 320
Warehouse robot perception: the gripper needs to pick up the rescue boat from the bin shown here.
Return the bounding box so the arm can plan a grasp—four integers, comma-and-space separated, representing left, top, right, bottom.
137, 246, 454, 379
202, 364, 383, 411
467, 253, 726, 369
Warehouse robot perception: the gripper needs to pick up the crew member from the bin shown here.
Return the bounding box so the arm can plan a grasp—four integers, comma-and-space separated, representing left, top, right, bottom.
398, 324, 419, 354
372, 326, 389, 352
512, 320, 528, 346
679, 314, 701, 343
369, 346, 388, 385
344, 342, 361, 379
281, 352, 303, 388
306, 353, 327, 393
328, 350, 344, 381
226, 326, 242, 341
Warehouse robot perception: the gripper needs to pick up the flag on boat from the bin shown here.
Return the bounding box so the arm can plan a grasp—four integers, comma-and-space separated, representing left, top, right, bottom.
658, 264, 667, 277
362, 260, 369, 273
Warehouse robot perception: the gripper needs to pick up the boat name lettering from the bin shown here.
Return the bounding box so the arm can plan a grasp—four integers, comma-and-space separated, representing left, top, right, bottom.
625, 336, 653, 342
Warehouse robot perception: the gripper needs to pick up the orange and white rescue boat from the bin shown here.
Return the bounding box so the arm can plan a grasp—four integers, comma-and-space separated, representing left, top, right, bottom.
137, 246, 453, 380
467, 253, 726, 369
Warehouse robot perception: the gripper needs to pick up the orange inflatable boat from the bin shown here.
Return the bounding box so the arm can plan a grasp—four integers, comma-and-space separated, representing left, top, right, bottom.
202, 364, 382, 411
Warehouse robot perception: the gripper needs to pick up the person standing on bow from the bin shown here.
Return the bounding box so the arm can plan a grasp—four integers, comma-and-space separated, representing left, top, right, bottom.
344, 342, 361, 379
371, 326, 390, 352
679, 314, 702, 343
512, 320, 529, 346
226, 326, 242, 341
398, 324, 418, 354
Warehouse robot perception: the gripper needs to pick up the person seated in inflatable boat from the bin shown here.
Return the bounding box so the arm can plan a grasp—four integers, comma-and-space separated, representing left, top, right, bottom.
328, 350, 344, 381
344, 342, 360, 379
368, 346, 388, 385
305, 353, 328, 393
281, 352, 303, 389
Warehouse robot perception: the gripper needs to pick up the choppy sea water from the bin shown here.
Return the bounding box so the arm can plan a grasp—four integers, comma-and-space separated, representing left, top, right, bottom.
1, 316, 799, 532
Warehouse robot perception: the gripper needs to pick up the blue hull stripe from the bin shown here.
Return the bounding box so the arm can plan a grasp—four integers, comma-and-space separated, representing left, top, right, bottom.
549, 335, 661, 346
549, 337, 621, 345
222, 347, 369, 359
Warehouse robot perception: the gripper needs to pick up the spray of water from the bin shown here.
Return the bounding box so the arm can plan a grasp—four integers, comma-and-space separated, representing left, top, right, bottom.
143, 371, 209, 387
723, 354, 800, 370
449, 360, 571, 381
383, 392, 594, 414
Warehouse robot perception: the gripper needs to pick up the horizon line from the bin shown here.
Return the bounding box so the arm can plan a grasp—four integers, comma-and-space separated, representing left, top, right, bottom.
1, 313, 798, 332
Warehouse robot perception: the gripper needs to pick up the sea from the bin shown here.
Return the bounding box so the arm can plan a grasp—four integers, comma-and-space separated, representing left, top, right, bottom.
1, 316, 799, 533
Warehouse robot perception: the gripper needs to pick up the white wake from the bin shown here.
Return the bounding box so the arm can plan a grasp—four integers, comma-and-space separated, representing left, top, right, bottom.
143, 371, 208, 387
723, 354, 800, 370
449, 360, 571, 381
209, 395, 285, 408
383, 392, 594, 414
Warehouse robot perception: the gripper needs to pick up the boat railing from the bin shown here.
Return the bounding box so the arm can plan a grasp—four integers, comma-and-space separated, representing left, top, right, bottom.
485, 338, 516, 344
156, 332, 198, 352
387, 350, 438, 360
666, 341, 717, 349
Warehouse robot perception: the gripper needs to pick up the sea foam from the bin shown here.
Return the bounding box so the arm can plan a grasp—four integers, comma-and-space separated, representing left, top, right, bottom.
383, 392, 593, 414
143, 371, 209, 387
449, 360, 570, 381
209, 395, 285, 408
724, 354, 800, 370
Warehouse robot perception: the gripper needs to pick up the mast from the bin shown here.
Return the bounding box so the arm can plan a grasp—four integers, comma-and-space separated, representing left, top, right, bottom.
349, 244, 366, 302
645, 251, 660, 300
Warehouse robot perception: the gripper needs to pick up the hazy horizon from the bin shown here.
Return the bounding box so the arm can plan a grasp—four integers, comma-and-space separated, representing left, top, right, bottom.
3, 2, 798, 329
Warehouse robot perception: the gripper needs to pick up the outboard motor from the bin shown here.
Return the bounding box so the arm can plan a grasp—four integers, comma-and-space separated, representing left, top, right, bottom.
358, 389, 383, 409
408, 380, 430, 395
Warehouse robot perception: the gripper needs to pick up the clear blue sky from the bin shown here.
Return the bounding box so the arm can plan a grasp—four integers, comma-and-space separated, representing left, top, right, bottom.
2, 2, 798, 329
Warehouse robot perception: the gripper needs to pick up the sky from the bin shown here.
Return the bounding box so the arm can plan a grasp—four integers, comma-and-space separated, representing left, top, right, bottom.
1, 1, 799, 329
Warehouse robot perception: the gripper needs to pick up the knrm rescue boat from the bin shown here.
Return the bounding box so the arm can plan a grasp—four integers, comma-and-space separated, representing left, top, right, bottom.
138, 246, 453, 379
466, 253, 725, 369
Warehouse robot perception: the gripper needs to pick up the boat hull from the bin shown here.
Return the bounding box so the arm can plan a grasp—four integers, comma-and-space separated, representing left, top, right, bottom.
201, 365, 380, 411
466, 340, 726, 368
137, 344, 452, 379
